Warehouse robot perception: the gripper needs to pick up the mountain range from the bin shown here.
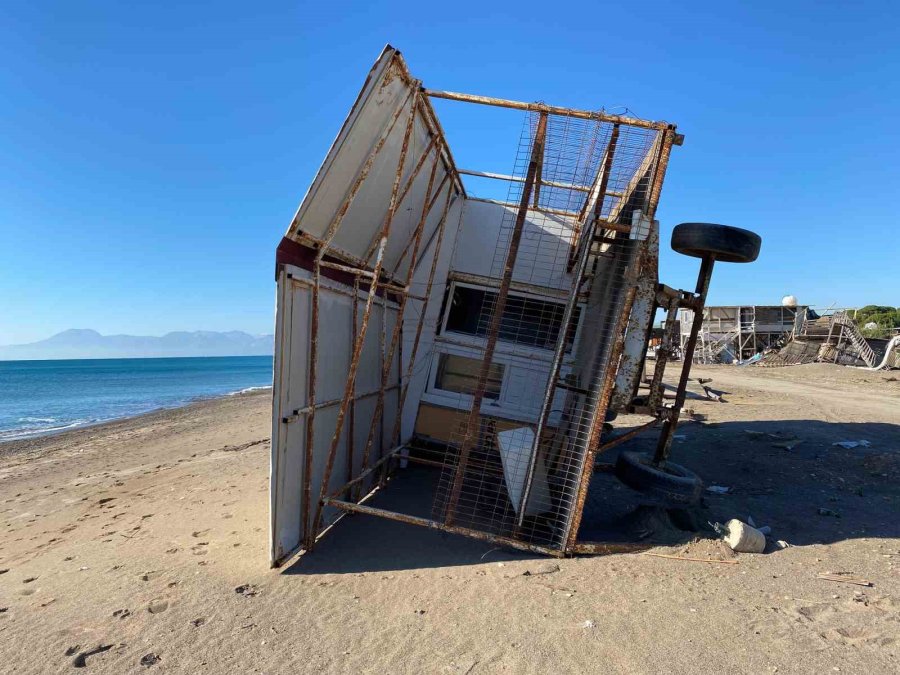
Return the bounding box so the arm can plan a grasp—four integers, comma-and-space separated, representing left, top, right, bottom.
0, 329, 274, 360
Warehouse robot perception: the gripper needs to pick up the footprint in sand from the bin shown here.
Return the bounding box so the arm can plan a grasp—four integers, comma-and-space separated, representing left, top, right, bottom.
191, 617, 206, 627
147, 599, 169, 614
112, 608, 131, 619
139, 571, 161, 582
191, 529, 210, 538
140, 653, 161, 667
235, 584, 260, 597
191, 543, 209, 556
19, 587, 36, 596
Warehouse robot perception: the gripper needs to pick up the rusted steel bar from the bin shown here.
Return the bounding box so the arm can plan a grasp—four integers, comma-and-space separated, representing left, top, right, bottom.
458, 169, 595, 194
643, 127, 677, 222
424, 88, 671, 132
388, 185, 456, 447
313, 88, 416, 259
314, 261, 426, 301
563, 283, 640, 550
281, 384, 401, 424
518, 124, 621, 525
413, 83, 467, 198
359, 154, 441, 487
533, 140, 544, 208
388, 169, 451, 277
444, 111, 548, 527
324, 497, 565, 558
310, 92, 420, 542
395, 135, 438, 210
653, 256, 714, 465
569, 125, 621, 268
647, 295, 681, 411
596, 418, 660, 454
362, 136, 440, 265
332, 444, 407, 500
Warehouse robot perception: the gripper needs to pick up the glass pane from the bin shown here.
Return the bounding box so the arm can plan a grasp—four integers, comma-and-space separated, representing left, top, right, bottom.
435, 353, 504, 400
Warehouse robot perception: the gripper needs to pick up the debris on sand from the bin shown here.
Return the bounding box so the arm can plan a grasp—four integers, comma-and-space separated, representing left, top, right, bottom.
71, 644, 113, 668
817, 572, 873, 587
832, 440, 872, 449
717, 519, 767, 553
522, 562, 560, 576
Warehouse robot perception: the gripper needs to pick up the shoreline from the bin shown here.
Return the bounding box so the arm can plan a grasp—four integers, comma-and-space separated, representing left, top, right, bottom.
0, 386, 271, 458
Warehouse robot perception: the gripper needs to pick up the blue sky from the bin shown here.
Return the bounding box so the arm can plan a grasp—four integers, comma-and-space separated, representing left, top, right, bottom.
1, 1, 898, 344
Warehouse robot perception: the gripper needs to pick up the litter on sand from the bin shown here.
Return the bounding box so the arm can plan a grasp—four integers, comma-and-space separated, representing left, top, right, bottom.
719, 519, 767, 553
817, 572, 873, 587
832, 440, 872, 449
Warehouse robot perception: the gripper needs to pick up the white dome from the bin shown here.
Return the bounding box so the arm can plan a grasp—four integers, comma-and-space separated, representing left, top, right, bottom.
781, 295, 798, 307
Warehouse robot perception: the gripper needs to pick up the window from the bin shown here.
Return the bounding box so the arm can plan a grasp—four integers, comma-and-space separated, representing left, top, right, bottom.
435, 353, 504, 400
444, 285, 580, 351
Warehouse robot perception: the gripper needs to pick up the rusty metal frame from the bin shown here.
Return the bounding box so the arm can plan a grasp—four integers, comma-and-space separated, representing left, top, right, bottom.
517, 124, 622, 525
443, 111, 549, 527
277, 47, 686, 564
562, 127, 678, 549
309, 89, 421, 542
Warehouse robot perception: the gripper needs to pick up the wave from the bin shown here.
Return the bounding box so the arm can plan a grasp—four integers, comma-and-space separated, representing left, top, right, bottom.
0, 418, 95, 442
228, 385, 272, 396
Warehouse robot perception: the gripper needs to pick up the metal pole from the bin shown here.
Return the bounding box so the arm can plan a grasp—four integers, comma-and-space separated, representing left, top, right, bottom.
652, 255, 715, 464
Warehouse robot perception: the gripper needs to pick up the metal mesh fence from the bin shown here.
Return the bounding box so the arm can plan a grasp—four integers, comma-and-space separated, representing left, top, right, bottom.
429, 109, 662, 550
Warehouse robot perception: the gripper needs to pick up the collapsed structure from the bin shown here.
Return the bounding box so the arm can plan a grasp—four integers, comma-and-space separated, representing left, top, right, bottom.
681, 303, 806, 364
758, 309, 900, 369
269, 46, 760, 566
683, 302, 899, 369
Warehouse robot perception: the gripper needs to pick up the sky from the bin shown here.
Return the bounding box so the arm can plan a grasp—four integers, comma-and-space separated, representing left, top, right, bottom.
1, 1, 898, 345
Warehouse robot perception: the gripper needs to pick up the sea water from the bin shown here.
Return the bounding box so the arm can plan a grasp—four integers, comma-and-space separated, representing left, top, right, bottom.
0, 356, 273, 441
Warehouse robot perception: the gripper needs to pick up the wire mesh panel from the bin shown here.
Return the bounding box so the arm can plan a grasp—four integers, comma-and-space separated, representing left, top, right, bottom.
431, 109, 663, 551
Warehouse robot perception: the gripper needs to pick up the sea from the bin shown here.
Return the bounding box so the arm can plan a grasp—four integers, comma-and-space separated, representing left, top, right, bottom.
0, 356, 273, 442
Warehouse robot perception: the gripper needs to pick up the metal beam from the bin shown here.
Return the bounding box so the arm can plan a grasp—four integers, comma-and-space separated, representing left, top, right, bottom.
424, 88, 672, 132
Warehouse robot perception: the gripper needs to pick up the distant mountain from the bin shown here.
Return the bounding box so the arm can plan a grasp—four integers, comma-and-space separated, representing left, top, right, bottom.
0, 329, 274, 360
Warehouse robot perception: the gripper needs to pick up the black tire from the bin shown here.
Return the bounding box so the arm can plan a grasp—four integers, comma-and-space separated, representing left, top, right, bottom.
615, 451, 704, 506
671, 222, 761, 263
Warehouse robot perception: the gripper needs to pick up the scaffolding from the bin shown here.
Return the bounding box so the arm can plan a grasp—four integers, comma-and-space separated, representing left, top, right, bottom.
680, 305, 803, 363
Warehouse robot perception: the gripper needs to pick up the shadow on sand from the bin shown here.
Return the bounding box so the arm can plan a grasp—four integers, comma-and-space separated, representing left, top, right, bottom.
283, 418, 900, 575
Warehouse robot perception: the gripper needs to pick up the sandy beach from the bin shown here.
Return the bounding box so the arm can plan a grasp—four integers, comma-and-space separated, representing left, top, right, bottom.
1, 366, 899, 674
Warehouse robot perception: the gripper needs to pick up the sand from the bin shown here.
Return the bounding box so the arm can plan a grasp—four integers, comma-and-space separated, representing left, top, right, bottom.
1, 365, 899, 673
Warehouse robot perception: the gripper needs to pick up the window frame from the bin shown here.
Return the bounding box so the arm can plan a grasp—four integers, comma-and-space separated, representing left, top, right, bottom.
437, 281, 585, 360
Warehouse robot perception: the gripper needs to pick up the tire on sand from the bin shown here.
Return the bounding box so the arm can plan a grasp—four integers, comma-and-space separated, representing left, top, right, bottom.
615, 451, 704, 506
